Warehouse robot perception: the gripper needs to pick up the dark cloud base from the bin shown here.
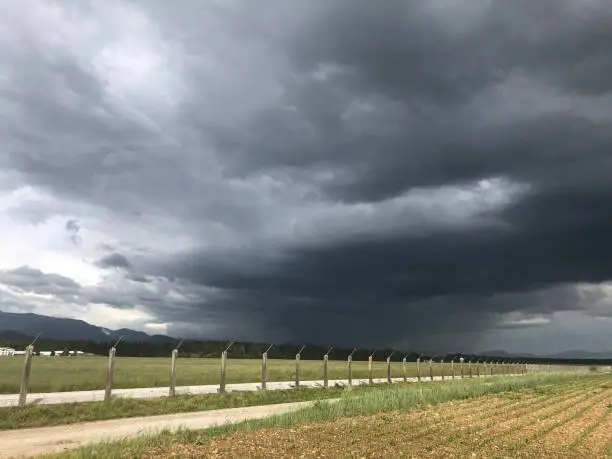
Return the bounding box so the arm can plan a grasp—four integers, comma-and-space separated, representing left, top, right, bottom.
2, 0, 612, 353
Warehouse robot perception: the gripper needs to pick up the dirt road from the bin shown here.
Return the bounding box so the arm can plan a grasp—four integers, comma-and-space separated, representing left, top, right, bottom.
0, 398, 339, 458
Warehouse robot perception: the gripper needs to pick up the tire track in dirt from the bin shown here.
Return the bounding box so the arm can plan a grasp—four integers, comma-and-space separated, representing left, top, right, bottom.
419, 381, 607, 457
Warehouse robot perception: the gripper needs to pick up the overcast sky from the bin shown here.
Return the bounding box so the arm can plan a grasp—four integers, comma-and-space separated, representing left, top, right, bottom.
1, 0, 612, 355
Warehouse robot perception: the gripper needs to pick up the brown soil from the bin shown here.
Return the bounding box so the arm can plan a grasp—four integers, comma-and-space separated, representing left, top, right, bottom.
142, 380, 612, 459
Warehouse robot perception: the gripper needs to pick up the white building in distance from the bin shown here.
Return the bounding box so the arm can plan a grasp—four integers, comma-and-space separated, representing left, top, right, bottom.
0, 347, 16, 356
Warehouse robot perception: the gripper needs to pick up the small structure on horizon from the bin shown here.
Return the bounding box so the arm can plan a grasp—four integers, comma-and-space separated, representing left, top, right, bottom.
0, 347, 16, 356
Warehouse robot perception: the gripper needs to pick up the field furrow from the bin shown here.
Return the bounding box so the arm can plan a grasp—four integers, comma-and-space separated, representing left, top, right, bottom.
138, 377, 609, 459
571, 403, 612, 458
517, 391, 612, 458
405, 382, 608, 457
489, 389, 612, 458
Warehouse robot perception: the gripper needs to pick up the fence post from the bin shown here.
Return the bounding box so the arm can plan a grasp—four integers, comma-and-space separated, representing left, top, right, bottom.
18, 345, 34, 407
483, 360, 487, 377
368, 350, 376, 385
476, 360, 480, 378
323, 347, 332, 388
460, 357, 465, 378
451, 359, 455, 379
440, 359, 445, 380
169, 349, 178, 396
402, 356, 407, 383
260, 344, 273, 390
469, 360, 473, 378
416, 357, 421, 383
295, 345, 305, 388
219, 342, 234, 394
104, 347, 116, 403
105, 336, 123, 403
429, 358, 434, 381
169, 338, 185, 397
347, 348, 357, 389
386, 352, 394, 384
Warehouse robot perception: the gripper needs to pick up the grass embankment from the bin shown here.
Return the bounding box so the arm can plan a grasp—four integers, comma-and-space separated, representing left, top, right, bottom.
1, 384, 378, 430
49, 372, 609, 458
0, 355, 504, 393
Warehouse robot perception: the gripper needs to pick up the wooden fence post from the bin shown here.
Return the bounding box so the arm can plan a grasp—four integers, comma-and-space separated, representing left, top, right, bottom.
402, 356, 407, 383
18, 345, 34, 407
416, 357, 421, 382
451, 359, 455, 380
440, 359, 445, 381
460, 357, 465, 378
368, 351, 375, 385
469, 360, 473, 378
476, 361, 480, 378
386, 352, 394, 384
429, 359, 434, 381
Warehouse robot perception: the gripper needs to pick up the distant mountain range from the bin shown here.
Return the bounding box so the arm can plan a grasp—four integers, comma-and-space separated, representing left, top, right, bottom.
1, 310, 611, 359
477, 349, 612, 360
0, 311, 176, 344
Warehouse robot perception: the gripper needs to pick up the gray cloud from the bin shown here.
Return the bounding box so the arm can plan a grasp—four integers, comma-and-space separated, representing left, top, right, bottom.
95, 253, 133, 270
1, 0, 612, 352
0, 266, 81, 297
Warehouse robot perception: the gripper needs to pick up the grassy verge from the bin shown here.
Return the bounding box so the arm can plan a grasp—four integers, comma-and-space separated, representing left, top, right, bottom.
1, 384, 375, 430
50, 372, 604, 458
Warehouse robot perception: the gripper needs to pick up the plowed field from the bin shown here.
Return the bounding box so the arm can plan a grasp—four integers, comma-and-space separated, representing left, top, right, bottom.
140, 377, 612, 458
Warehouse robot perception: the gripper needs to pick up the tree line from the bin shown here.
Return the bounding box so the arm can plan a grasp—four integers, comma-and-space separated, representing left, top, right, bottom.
2, 335, 611, 365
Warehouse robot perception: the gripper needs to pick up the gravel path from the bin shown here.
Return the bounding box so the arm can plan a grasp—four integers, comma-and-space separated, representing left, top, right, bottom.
0, 398, 340, 458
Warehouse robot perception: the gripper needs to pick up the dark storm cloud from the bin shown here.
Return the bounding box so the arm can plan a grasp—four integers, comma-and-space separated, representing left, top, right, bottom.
139, 0, 612, 350
3, 0, 612, 352
95, 253, 133, 270
216, 0, 612, 202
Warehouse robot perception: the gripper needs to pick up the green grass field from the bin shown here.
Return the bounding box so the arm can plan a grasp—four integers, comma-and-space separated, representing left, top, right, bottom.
49, 373, 611, 459
0, 355, 507, 394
